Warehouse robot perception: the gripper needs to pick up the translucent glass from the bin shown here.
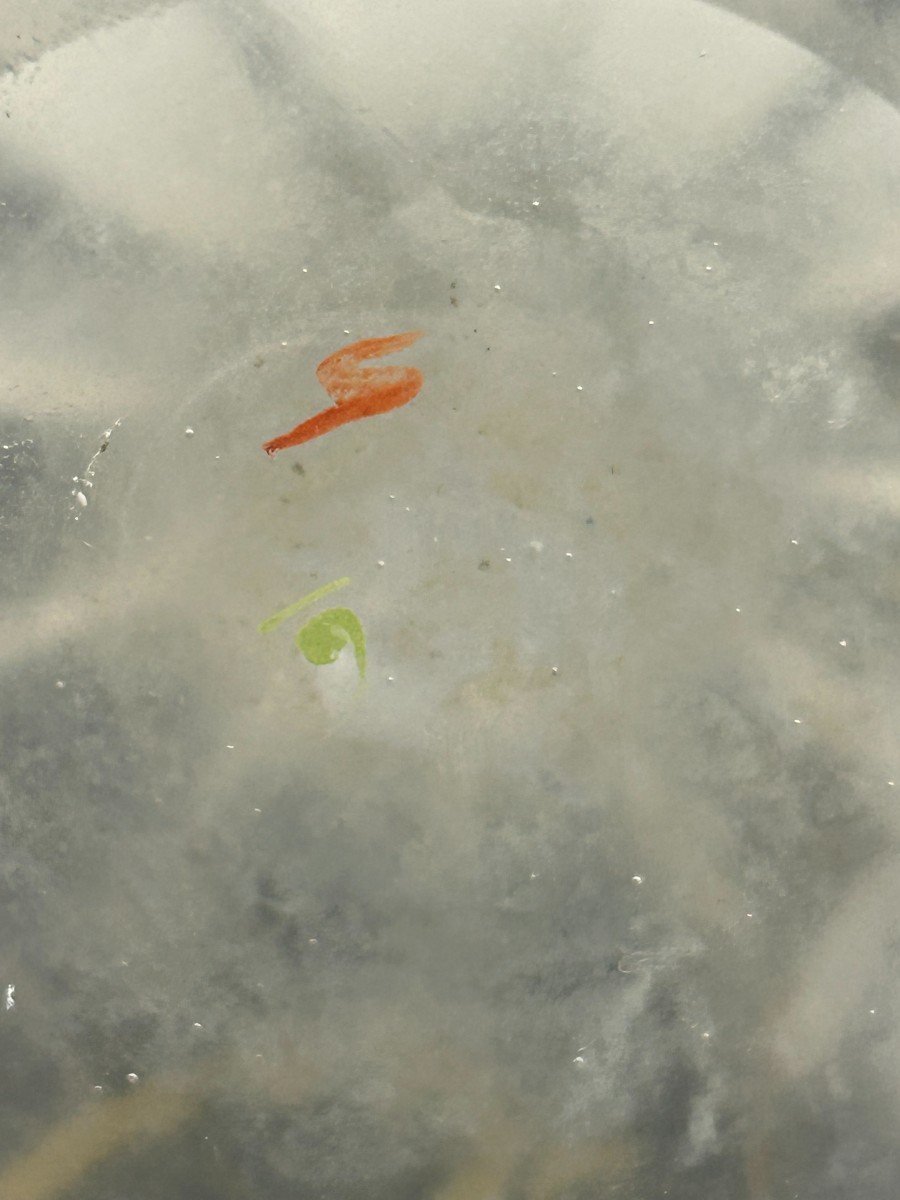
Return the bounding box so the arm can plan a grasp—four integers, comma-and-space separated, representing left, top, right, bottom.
1, 2, 898, 1197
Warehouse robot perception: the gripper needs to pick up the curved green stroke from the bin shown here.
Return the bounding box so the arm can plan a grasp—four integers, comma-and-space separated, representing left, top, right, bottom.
258, 577, 350, 635
295, 608, 366, 679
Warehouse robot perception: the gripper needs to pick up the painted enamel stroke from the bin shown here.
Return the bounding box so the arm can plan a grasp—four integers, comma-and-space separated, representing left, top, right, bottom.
263, 330, 424, 456
259, 577, 366, 680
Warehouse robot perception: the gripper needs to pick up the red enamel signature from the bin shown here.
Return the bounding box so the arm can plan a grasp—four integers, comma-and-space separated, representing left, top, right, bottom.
263, 331, 424, 456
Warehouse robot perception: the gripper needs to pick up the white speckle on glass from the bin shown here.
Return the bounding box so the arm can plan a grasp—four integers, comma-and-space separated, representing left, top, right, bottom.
573, 1056, 586, 1065
793, 718, 803, 725
126, 1072, 139, 1084
184, 427, 194, 437
193, 1022, 203, 1029
565, 551, 573, 559
576, 385, 583, 391
75, 491, 87, 507
4, 984, 14, 1011
377, 560, 385, 567
631, 875, 643, 884
225, 744, 235, 750
55, 680, 65, 689
532, 199, 540, 207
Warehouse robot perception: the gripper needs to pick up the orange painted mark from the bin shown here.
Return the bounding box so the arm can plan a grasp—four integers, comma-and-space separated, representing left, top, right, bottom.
263, 331, 425, 456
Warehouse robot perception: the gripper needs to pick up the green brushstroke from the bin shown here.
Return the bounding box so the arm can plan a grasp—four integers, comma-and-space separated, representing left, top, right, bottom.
295, 607, 366, 679
258, 577, 350, 635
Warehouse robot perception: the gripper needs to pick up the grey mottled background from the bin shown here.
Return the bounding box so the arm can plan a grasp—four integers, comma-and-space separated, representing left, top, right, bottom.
0, 2, 898, 1197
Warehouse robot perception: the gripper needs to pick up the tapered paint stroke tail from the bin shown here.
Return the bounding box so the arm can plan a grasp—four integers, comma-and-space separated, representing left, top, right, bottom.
263, 331, 424, 456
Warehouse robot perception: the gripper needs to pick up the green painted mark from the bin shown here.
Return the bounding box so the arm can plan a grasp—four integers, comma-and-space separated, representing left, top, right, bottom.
295, 607, 366, 679
258, 576, 350, 635
259, 578, 367, 682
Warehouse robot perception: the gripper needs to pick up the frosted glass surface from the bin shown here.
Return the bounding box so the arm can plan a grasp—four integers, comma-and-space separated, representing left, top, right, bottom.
1, 2, 899, 1197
